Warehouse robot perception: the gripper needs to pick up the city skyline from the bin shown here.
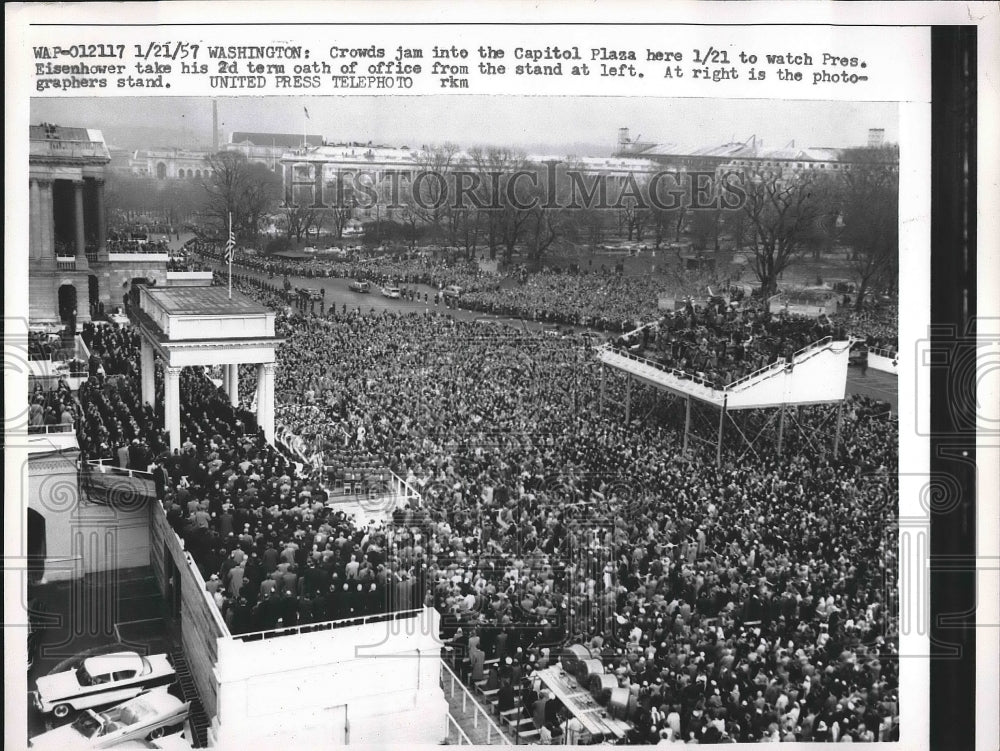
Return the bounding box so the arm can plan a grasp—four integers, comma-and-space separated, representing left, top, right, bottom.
30, 96, 898, 156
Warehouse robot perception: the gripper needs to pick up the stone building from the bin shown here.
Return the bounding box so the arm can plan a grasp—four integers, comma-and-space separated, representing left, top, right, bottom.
28, 124, 111, 324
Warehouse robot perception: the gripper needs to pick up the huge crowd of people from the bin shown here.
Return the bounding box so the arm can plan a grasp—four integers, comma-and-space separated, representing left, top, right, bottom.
612, 302, 850, 390
455, 272, 663, 332
194, 241, 898, 345
106, 234, 172, 255
53, 253, 900, 743
267, 306, 899, 743
838, 307, 899, 356
195, 240, 499, 293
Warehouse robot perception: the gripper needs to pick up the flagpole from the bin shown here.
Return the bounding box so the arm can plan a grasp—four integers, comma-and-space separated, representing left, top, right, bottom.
228, 211, 233, 299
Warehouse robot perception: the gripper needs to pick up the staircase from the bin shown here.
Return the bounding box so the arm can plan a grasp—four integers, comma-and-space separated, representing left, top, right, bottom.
169, 647, 211, 747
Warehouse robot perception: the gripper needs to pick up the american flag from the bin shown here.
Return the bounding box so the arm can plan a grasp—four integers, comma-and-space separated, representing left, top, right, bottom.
224, 215, 235, 264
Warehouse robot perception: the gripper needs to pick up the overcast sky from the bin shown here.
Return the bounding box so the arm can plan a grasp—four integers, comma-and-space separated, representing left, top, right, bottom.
31, 96, 898, 155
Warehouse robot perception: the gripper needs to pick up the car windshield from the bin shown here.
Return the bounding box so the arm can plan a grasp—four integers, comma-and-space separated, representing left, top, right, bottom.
76, 665, 94, 686
71, 711, 103, 738
119, 698, 153, 725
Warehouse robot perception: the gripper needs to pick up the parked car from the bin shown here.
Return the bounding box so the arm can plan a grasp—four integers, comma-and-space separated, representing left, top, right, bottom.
29, 689, 189, 749
348, 280, 371, 293
304, 288, 323, 301
34, 651, 176, 719
381, 286, 401, 299
442, 285, 463, 300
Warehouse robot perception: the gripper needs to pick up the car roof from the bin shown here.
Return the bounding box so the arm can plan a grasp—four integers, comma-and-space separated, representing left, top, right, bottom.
83, 652, 145, 674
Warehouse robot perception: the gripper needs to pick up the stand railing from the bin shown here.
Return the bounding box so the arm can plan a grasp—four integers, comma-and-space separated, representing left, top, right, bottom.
439, 658, 512, 745
83, 457, 156, 479
234, 607, 422, 642
27, 421, 74, 435
598, 344, 718, 391
446, 713, 475, 745
725, 336, 833, 391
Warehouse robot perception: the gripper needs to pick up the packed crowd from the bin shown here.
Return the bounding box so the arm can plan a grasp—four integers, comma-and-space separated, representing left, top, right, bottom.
28, 379, 78, 432
837, 307, 899, 356
28, 331, 60, 361
195, 240, 498, 293
260, 309, 898, 743
75, 323, 420, 636
614, 302, 849, 390
194, 239, 899, 346
106, 235, 172, 254
166, 256, 211, 273
110, 217, 178, 236
63, 272, 899, 742
455, 272, 665, 332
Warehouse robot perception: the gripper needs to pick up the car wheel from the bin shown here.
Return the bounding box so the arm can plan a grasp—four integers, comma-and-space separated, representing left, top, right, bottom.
149, 727, 166, 739
52, 703, 71, 719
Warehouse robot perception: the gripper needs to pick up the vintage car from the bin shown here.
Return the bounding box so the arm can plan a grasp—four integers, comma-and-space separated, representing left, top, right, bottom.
304, 288, 324, 301
34, 651, 176, 718
381, 285, 402, 299
29, 689, 189, 749
348, 280, 372, 293
442, 285, 463, 300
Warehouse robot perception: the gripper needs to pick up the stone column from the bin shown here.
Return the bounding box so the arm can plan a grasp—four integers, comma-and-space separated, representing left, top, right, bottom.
256, 362, 275, 442
223, 363, 239, 408
140, 339, 156, 407
29, 179, 42, 259
95, 178, 107, 252
73, 180, 86, 256
38, 179, 55, 259
255, 363, 266, 432
164, 366, 182, 452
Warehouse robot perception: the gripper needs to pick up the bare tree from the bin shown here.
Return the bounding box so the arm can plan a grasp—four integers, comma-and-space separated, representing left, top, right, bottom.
838, 146, 900, 309
281, 203, 315, 243
740, 170, 833, 296
468, 147, 533, 263
328, 205, 354, 240
399, 143, 460, 246
200, 151, 282, 244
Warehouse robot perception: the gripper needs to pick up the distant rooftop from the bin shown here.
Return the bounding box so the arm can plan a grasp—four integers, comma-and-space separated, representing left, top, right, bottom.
230, 132, 323, 149
617, 136, 891, 165
30, 123, 110, 162
144, 285, 269, 316
30, 123, 105, 143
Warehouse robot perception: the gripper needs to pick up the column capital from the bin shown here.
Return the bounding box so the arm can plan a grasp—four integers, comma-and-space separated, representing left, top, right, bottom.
262, 362, 276, 375
165, 365, 183, 376
31, 176, 53, 187
72, 178, 86, 187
